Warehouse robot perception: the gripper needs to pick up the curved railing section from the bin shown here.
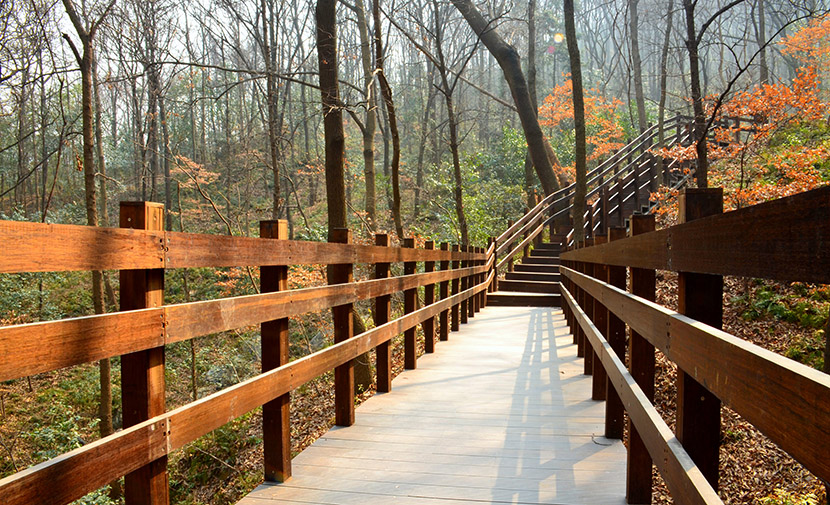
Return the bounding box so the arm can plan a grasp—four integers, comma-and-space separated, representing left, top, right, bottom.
496, 115, 693, 270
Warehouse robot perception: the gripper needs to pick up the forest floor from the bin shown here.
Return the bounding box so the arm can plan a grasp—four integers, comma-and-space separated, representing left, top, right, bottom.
649, 272, 827, 505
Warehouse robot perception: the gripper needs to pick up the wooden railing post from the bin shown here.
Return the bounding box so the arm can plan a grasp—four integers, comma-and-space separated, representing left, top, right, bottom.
574, 254, 585, 353
582, 238, 595, 376
403, 237, 418, 369
627, 214, 656, 504
488, 237, 498, 293
522, 208, 530, 259
600, 187, 609, 236
507, 219, 515, 273
616, 178, 625, 227
375, 233, 392, 392
120, 201, 168, 505
467, 245, 475, 320
475, 247, 483, 312
460, 245, 469, 325
591, 234, 608, 400
439, 242, 450, 341
423, 240, 436, 354
451, 244, 461, 331
676, 188, 724, 490
329, 228, 354, 426
260, 219, 290, 483
605, 227, 627, 439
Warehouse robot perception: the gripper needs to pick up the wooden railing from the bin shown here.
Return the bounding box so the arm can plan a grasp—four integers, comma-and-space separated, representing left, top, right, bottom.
559, 186, 830, 504
0, 201, 493, 505
495, 115, 693, 270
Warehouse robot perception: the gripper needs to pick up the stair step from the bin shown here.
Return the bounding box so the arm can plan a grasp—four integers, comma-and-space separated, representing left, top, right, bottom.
505, 272, 561, 282
523, 256, 560, 265
487, 292, 560, 307
530, 248, 559, 257
533, 242, 561, 251
515, 264, 560, 273
498, 280, 560, 294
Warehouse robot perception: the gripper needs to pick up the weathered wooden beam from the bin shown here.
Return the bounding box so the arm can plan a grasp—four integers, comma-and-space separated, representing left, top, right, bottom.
627, 214, 656, 504
375, 234, 392, 392
675, 189, 723, 490
120, 201, 168, 505
260, 219, 290, 483
329, 228, 354, 427
562, 186, 830, 284
561, 286, 722, 505
561, 266, 830, 485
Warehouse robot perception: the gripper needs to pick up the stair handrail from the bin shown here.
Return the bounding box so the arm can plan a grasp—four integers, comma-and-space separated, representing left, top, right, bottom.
496, 115, 690, 265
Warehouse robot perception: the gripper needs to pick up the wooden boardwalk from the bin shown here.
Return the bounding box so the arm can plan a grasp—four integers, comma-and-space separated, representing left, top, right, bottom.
239, 306, 627, 505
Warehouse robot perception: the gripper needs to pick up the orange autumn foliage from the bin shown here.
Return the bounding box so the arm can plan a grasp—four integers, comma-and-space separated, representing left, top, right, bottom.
538, 78, 626, 163
653, 66, 829, 212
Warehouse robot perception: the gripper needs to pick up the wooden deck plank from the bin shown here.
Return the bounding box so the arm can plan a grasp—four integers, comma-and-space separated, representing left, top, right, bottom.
239, 306, 627, 505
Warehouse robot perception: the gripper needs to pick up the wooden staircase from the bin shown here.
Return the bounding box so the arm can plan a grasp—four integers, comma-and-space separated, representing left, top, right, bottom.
488, 239, 563, 307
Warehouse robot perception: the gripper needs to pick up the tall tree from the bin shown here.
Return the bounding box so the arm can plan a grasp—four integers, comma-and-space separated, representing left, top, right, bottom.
629, 0, 647, 133
564, 0, 586, 241
60, 0, 116, 474
317, 0, 346, 231
373, 0, 404, 239
450, 0, 560, 196
682, 0, 749, 188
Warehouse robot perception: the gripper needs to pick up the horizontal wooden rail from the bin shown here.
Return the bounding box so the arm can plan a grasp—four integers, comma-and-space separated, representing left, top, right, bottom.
561, 185, 830, 284
561, 266, 830, 484
0, 263, 489, 382
496, 222, 545, 270
561, 285, 722, 505
0, 222, 484, 273
0, 271, 491, 505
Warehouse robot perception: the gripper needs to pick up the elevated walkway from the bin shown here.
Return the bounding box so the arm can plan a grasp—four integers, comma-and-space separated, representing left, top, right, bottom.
239, 306, 626, 505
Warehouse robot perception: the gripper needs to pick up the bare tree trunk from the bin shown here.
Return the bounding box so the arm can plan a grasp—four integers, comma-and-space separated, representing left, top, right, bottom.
261, 0, 282, 219
450, 0, 559, 195
317, 0, 346, 230
61, 4, 115, 499
414, 64, 437, 219
683, 0, 709, 188
565, 0, 586, 241
525, 0, 538, 208
373, 0, 403, 239
355, 0, 377, 227
630, 0, 647, 133
658, 0, 674, 147
754, 0, 769, 85
159, 97, 172, 231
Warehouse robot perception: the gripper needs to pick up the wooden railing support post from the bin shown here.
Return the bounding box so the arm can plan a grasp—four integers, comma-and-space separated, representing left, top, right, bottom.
439, 242, 450, 341
605, 227, 627, 439
507, 219, 515, 273
460, 245, 469, 325
626, 214, 656, 504
575, 256, 585, 353
375, 233, 392, 392
522, 208, 530, 259
475, 246, 483, 312
329, 228, 354, 426
403, 237, 418, 369
467, 246, 475, 320
489, 237, 498, 293
120, 201, 169, 505
451, 244, 461, 331
423, 240, 436, 354
591, 234, 608, 400
582, 239, 595, 376
616, 178, 625, 227
260, 219, 291, 483
676, 188, 724, 490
